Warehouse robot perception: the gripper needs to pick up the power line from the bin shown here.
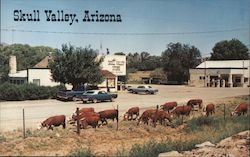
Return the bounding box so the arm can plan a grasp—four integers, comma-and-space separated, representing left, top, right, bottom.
1, 28, 248, 36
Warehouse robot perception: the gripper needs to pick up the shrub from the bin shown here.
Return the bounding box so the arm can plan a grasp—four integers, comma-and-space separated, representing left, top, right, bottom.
185, 116, 218, 132
0, 135, 6, 143
0, 82, 65, 101
68, 148, 94, 157
128, 139, 201, 157
0, 82, 24, 100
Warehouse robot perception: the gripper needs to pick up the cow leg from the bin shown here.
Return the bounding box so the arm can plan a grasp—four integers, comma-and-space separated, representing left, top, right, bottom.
104, 119, 108, 125
62, 122, 66, 129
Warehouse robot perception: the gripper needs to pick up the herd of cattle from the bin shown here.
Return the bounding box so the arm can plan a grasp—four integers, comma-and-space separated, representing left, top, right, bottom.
39, 99, 249, 130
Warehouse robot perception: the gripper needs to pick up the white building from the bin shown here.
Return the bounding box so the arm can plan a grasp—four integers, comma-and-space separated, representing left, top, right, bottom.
8, 54, 126, 92
189, 60, 250, 88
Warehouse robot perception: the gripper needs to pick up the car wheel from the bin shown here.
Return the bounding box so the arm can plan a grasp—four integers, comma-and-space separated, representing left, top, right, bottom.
110, 97, 114, 102
146, 90, 150, 94
72, 96, 77, 101
92, 99, 98, 103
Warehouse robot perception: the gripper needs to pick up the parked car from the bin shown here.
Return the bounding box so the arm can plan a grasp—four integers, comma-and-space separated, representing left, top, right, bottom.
77, 90, 118, 103
57, 90, 86, 101
128, 85, 158, 94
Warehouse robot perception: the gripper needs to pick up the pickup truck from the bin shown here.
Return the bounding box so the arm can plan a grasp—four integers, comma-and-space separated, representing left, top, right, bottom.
56, 85, 98, 101
128, 85, 158, 94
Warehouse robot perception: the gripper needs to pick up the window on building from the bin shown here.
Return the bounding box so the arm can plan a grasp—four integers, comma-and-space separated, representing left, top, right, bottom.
33, 79, 40, 86
199, 76, 205, 80
244, 78, 248, 83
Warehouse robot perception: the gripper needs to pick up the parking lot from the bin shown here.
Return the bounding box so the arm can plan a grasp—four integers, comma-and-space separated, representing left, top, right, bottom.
0, 85, 249, 132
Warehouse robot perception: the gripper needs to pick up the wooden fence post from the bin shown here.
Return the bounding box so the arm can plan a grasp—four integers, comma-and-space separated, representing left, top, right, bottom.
224, 103, 226, 121
116, 105, 119, 131
153, 105, 159, 127
23, 108, 26, 139
76, 107, 80, 135
181, 105, 184, 124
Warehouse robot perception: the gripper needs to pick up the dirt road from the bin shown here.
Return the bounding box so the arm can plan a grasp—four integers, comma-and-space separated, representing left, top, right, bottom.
0, 85, 249, 132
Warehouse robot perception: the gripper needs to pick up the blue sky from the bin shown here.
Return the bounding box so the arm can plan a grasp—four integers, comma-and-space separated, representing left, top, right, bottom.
1, 0, 249, 56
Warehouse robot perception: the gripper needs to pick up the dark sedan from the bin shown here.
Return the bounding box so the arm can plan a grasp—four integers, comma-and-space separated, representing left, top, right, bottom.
77, 90, 118, 103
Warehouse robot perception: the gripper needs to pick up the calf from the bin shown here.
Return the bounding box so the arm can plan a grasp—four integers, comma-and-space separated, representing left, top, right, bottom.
160, 102, 177, 113
40, 115, 66, 130
171, 105, 193, 117
187, 99, 203, 109
124, 107, 140, 121
203, 103, 215, 116
137, 109, 156, 125
231, 103, 248, 116
98, 109, 118, 125
80, 116, 100, 129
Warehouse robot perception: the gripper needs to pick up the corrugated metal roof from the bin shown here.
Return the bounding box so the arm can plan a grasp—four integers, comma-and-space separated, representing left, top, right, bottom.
196, 60, 250, 69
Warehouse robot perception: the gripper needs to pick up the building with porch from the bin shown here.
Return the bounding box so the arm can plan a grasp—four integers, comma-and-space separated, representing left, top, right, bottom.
189, 60, 250, 88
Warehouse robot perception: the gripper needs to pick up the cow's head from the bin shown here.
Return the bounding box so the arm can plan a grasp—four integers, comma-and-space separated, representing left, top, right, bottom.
230, 112, 236, 117
37, 123, 43, 129
123, 112, 128, 121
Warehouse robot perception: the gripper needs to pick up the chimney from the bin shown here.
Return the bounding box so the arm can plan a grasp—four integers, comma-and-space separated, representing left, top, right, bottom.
9, 55, 17, 74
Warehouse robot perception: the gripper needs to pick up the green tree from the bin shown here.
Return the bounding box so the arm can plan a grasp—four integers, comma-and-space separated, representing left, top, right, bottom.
0, 44, 57, 83
210, 39, 249, 60
0, 53, 9, 83
127, 52, 161, 71
161, 43, 201, 84
49, 44, 104, 89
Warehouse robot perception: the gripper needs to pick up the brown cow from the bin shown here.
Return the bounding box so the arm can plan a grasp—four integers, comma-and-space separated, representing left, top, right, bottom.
137, 109, 156, 125
151, 110, 172, 127
71, 112, 100, 123
78, 107, 95, 113
187, 99, 203, 109
80, 116, 100, 129
160, 102, 177, 113
40, 115, 66, 130
124, 107, 140, 121
203, 103, 215, 116
231, 103, 248, 116
98, 109, 118, 125
171, 105, 193, 117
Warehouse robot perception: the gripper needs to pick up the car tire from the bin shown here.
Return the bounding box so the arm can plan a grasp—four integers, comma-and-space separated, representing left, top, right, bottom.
92, 99, 98, 103
110, 97, 114, 102
72, 96, 77, 101
146, 90, 150, 94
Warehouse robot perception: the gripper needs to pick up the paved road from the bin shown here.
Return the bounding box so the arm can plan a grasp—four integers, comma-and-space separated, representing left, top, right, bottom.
0, 85, 249, 132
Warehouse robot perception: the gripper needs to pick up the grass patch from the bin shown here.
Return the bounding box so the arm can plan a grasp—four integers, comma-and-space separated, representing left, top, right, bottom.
68, 147, 94, 157
128, 139, 202, 157
0, 134, 6, 143
127, 114, 249, 157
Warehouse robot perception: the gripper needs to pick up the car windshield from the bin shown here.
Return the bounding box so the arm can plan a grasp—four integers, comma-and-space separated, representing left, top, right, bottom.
98, 91, 106, 94
148, 86, 152, 88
